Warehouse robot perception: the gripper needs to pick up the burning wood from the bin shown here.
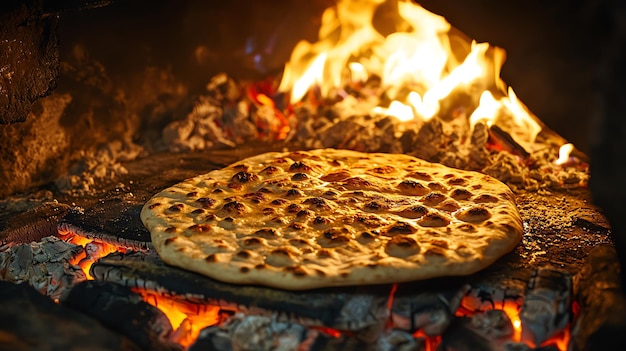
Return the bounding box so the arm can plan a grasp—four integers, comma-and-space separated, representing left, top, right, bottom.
0, 190, 586, 351
391, 286, 467, 336
61, 280, 180, 351
0, 236, 86, 300
520, 269, 572, 346
57, 198, 153, 252
190, 313, 316, 351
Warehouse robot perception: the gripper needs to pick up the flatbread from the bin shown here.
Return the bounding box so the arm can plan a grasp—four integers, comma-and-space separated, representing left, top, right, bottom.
141, 149, 523, 290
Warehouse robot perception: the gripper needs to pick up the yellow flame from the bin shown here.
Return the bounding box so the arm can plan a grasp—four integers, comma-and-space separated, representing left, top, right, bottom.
505, 87, 542, 143
372, 100, 414, 121
407, 91, 437, 120
469, 90, 500, 127
349, 62, 368, 83
279, 0, 544, 146
502, 301, 523, 343
555, 143, 575, 165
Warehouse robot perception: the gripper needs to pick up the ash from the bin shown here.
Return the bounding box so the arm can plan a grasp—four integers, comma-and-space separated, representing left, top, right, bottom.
159, 73, 588, 193
0, 236, 86, 300
53, 139, 144, 197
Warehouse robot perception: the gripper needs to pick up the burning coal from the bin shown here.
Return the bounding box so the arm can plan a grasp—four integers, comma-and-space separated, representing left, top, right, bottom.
0, 228, 574, 350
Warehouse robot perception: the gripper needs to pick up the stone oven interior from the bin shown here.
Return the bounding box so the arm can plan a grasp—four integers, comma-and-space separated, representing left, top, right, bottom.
1, 1, 626, 350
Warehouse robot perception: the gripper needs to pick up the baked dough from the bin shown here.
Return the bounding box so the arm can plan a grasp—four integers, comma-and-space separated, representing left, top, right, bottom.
141, 149, 523, 290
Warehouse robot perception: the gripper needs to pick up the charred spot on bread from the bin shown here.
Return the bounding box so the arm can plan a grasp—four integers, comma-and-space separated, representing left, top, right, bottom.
397, 180, 429, 195
196, 197, 217, 208
271, 199, 287, 206
418, 213, 451, 227
422, 193, 446, 206
188, 224, 212, 233
166, 204, 184, 213
285, 189, 303, 198
220, 201, 248, 215
254, 228, 280, 239
450, 188, 472, 200
292, 173, 309, 181
303, 197, 332, 211
261, 166, 280, 175
370, 165, 396, 174
289, 162, 312, 173
242, 237, 264, 247
230, 171, 259, 184
385, 222, 418, 235
396, 205, 428, 219
474, 194, 499, 203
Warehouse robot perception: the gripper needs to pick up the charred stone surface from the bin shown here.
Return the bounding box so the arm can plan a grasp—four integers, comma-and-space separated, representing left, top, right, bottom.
62, 280, 181, 351
0, 1, 59, 124
0, 202, 70, 246
0, 280, 141, 351
58, 198, 153, 250
91, 251, 393, 331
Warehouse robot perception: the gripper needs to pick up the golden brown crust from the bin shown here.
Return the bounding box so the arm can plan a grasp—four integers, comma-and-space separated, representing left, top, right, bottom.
141, 149, 523, 290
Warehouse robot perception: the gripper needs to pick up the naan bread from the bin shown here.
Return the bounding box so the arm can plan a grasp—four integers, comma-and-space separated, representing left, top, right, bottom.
141, 149, 523, 290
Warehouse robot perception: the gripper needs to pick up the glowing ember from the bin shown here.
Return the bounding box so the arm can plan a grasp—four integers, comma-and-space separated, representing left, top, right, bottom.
412, 330, 440, 351
63, 234, 123, 279
132, 289, 222, 348
279, 0, 544, 148
309, 326, 344, 339
60, 232, 223, 348
57, 230, 573, 350
501, 301, 523, 343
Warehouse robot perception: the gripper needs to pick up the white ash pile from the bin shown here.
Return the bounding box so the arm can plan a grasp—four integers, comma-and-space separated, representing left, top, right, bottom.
161, 73, 588, 193
53, 139, 145, 196
0, 236, 86, 300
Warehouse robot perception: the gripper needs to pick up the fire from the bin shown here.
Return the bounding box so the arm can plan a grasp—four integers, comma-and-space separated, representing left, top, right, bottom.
501, 300, 523, 343
62, 232, 224, 348
555, 143, 575, 166
132, 289, 222, 348
63, 234, 123, 279
279, 0, 543, 147
412, 330, 440, 351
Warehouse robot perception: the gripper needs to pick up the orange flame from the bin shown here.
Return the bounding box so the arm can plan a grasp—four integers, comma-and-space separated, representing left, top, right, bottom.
555, 143, 575, 166
412, 330, 440, 351
61, 231, 571, 350
279, 0, 544, 146
62, 232, 222, 348
501, 300, 524, 343
64, 234, 124, 279
132, 289, 222, 348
